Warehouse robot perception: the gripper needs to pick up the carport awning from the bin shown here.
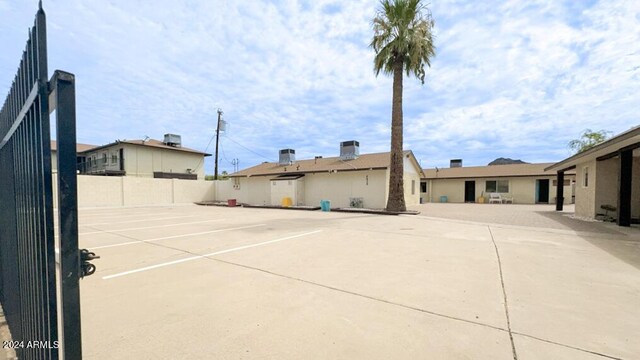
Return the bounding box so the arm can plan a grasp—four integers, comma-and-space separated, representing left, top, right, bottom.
270, 174, 305, 181
546, 126, 640, 172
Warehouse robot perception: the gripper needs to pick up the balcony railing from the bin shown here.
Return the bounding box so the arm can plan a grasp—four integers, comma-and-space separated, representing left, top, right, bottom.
78, 157, 125, 176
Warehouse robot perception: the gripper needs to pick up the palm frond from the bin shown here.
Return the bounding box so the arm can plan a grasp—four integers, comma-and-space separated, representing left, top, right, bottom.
370, 0, 436, 83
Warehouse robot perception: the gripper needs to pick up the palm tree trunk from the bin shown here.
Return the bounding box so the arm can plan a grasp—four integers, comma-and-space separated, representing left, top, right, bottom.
386, 59, 406, 212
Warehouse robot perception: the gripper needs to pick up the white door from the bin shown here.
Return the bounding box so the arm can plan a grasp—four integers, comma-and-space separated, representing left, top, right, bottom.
270, 180, 296, 206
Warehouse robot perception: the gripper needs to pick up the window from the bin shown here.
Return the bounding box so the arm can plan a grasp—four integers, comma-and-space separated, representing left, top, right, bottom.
486, 180, 509, 193
583, 167, 589, 187
365, 175, 368, 186
111, 154, 117, 164
420, 181, 427, 193
411, 180, 416, 195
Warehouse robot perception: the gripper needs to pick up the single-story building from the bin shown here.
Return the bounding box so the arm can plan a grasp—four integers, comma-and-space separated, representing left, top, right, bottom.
227, 141, 424, 209
77, 134, 211, 180
546, 125, 640, 226
421, 161, 576, 204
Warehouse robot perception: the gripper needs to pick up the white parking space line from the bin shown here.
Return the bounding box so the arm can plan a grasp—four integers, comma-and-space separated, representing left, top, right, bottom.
89, 224, 267, 250
79, 219, 226, 235
80, 215, 194, 227
79, 212, 184, 220
102, 230, 322, 280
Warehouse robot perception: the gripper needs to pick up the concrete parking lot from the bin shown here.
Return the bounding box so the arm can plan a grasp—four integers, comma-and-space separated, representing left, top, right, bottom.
77, 204, 640, 359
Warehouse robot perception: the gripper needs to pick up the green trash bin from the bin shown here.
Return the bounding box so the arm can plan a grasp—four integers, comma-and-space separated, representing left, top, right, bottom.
440, 196, 448, 203
320, 200, 331, 212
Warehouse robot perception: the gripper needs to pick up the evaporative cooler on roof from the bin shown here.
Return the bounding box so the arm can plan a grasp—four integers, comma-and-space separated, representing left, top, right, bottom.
340, 140, 360, 160
279, 149, 295, 165
163, 133, 182, 147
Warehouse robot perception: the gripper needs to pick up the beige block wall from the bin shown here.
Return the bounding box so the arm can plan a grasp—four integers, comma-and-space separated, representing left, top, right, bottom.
53, 175, 214, 208
78, 175, 124, 207
574, 160, 597, 218
214, 179, 241, 203
173, 179, 216, 203
122, 177, 173, 205
214, 177, 271, 206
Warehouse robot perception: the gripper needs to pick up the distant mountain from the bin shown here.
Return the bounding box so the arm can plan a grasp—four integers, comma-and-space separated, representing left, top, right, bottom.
488, 158, 529, 165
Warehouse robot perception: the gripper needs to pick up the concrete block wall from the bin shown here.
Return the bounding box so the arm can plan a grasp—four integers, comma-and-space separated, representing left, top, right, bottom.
52, 174, 215, 208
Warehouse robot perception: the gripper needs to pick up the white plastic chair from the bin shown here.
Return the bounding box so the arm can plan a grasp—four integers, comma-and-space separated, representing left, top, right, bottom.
488, 193, 502, 204
502, 195, 513, 204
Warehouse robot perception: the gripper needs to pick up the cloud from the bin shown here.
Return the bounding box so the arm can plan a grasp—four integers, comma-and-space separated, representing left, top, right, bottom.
0, 0, 638, 173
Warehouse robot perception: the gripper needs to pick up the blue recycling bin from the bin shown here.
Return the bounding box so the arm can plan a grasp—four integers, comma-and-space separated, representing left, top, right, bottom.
320, 200, 331, 212
440, 196, 448, 203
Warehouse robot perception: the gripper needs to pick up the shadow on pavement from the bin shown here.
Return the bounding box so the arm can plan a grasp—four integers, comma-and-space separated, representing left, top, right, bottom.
537, 211, 640, 271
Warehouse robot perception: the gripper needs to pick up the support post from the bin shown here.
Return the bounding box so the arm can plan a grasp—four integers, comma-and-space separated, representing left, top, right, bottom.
51, 70, 82, 359
555, 171, 564, 211
618, 149, 632, 227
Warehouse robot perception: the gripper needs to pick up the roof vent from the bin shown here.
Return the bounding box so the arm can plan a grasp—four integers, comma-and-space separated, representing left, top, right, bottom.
163, 134, 182, 147
279, 149, 295, 165
340, 140, 359, 160
450, 159, 462, 168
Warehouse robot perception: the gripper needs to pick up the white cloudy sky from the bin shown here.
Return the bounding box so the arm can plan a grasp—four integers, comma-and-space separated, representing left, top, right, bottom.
1, 0, 639, 173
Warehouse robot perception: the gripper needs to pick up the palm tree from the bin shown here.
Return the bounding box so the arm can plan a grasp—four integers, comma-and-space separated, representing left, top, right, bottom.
371, 0, 435, 212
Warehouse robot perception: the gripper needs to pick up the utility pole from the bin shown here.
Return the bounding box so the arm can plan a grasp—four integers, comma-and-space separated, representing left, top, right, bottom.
214, 108, 223, 180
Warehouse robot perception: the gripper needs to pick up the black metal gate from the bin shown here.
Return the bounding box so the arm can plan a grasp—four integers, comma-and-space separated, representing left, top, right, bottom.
0, 4, 97, 359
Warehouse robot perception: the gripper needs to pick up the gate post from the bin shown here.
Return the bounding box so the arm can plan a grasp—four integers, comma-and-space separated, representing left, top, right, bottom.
50, 70, 82, 359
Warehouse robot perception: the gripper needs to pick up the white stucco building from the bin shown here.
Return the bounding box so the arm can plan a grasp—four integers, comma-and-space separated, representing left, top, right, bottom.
77, 134, 211, 180
225, 142, 424, 209
421, 162, 576, 205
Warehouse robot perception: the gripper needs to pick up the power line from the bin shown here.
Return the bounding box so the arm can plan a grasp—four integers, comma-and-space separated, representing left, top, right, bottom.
223, 134, 275, 162
219, 138, 233, 164
191, 132, 217, 173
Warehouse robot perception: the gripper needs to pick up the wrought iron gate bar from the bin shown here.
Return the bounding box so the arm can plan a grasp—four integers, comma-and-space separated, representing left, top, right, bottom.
0, 5, 68, 360
0, 83, 39, 150
0, 4, 94, 359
